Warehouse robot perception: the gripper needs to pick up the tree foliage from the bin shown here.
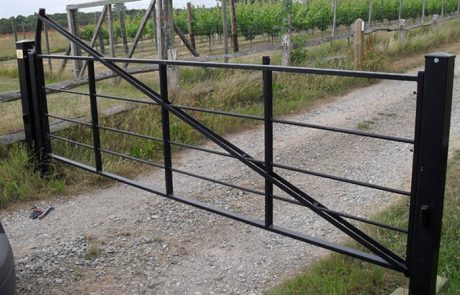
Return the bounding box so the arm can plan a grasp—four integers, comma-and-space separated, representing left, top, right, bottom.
1, 0, 459, 40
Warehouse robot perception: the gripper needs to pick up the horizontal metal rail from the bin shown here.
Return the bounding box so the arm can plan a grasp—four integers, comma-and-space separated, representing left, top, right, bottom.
97, 93, 157, 105
39, 11, 409, 272
273, 118, 414, 144
49, 131, 408, 234
39, 53, 418, 81
49, 153, 403, 271
273, 162, 411, 196
43, 87, 90, 97
100, 148, 165, 170
178, 104, 264, 121
45, 89, 414, 145
46, 114, 91, 127
45, 84, 413, 145
49, 133, 165, 169
45, 86, 156, 106
320, 208, 408, 234
47, 113, 410, 197
49, 134, 93, 149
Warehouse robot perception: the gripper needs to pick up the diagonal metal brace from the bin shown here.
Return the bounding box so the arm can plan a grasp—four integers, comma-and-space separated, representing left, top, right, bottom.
36, 9, 407, 272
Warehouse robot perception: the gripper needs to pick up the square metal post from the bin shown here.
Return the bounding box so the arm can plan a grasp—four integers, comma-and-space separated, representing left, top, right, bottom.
407, 52, 455, 295
87, 60, 103, 172
27, 49, 52, 175
16, 40, 37, 153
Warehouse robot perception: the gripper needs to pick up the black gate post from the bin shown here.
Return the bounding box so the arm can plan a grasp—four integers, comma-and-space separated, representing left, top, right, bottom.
263, 56, 274, 228
87, 60, 103, 172
159, 64, 174, 195
407, 52, 455, 295
27, 47, 52, 175
16, 40, 37, 153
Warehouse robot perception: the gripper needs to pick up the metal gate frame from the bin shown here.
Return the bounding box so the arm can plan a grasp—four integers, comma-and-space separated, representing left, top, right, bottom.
15, 9, 455, 295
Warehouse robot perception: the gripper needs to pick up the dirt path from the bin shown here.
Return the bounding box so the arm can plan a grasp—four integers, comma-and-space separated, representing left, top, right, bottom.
1, 58, 459, 295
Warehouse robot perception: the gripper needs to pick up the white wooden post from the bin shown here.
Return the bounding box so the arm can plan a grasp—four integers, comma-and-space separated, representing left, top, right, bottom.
281, 34, 291, 66
353, 19, 365, 67
399, 19, 406, 42
167, 49, 179, 98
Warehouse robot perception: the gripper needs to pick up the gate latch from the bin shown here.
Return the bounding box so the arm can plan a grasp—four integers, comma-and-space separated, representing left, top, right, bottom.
420, 205, 431, 228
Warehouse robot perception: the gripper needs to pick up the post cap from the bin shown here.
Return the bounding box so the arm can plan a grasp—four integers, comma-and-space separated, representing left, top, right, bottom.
15, 40, 35, 44
425, 52, 456, 58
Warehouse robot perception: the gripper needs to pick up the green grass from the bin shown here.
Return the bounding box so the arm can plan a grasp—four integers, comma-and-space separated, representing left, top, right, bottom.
267, 150, 460, 295
85, 240, 102, 260
356, 119, 376, 131
0, 146, 67, 207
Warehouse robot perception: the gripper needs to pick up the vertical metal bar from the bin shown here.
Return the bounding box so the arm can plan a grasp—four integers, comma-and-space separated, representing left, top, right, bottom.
263, 56, 273, 227
87, 60, 103, 172
407, 53, 455, 295
405, 71, 424, 277
159, 64, 174, 195
28, 50, 52, 175
44, 23, 53, 73
16, 40, 36, 154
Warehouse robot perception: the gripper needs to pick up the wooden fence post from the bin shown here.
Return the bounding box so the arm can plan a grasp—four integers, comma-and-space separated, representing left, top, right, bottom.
368, 0, 373, 29
118, 8, 129, 56
432, 14, 439, 31
167, 49, 179, 99
11, 17, 18, 43
107, 4, 116, 59
222, 0, 229, 62
281, 34, 291, 66
187, 2, 196, 50
44, 23, 53, 73
398, 0, 403, 22
67, 8, 82, 78
230, 0, 239, 52
332, 0, 338, 36
156, 0, 166, 59
353, 18, 365, 68
399, 19, 406, 42
422, 0, 426, 23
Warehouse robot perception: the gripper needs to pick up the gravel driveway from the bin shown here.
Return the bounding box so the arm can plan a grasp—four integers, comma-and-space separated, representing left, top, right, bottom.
1, 60, 459, 295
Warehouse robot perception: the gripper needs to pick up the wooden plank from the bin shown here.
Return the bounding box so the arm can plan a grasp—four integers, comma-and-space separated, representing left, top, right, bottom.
221, 0, 229, 62
107, 4, 116, 58
229, 0, 238, 52
67, 9, 82, 77
0, 65, 159, 103
66, 0, 139, 10
156, 0, 166, 59
187, 2, 196, 50
79, 5, 108, 77
44, 23, 53, 73
353, 19, 364, 67
58, 45, 72, 75
11, 17, 18, 43
118, 9, 129, 56
173, 24, 199, 57
123, 0, 156, 68
0, 104, 140, 145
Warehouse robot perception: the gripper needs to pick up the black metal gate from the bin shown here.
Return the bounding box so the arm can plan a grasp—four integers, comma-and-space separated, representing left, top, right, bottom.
16, 9, 455, 295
